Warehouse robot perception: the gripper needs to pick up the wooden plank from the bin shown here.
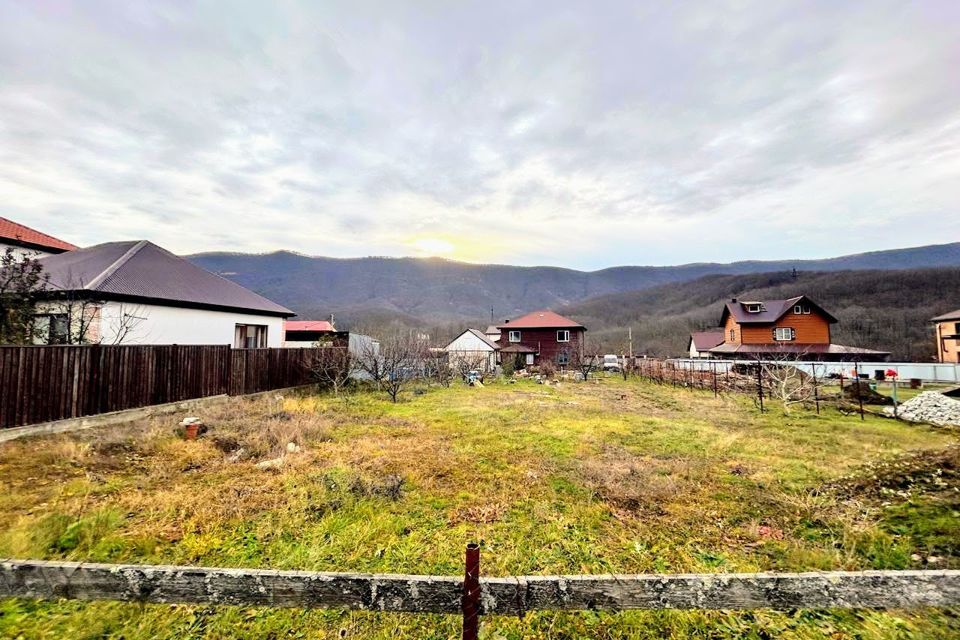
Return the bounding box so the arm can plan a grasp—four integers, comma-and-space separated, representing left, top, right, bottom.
2, 561, 959, 613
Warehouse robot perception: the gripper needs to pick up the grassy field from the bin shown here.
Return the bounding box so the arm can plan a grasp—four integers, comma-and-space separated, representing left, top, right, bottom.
1, 377, 958, 639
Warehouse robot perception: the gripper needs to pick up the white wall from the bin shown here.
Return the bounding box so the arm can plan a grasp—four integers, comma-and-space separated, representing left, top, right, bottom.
0, 241, 53, 261
446, 331, 494, 352
96, 301, 285, 346
445, 331, 497, 372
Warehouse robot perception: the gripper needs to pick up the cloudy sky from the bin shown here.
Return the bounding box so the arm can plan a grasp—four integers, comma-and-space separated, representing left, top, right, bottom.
1, 1, 958, 269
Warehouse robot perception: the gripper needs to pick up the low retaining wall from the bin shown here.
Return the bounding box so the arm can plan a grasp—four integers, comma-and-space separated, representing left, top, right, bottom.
0, 384, 316, 445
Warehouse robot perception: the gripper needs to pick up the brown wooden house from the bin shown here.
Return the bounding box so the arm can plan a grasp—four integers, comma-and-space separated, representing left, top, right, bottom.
496, 309, 585, 369
932, 309, 960, 363
701, 296, 889, 360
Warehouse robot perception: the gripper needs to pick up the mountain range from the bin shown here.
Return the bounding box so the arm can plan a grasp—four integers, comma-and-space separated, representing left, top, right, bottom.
189, 241, 960, 359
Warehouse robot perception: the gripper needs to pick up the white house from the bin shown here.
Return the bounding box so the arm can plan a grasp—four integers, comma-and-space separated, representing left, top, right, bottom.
1, 216, 76, 260
444, 328, 499, 372
35, 240, 295, 346
687, 330, 725, 358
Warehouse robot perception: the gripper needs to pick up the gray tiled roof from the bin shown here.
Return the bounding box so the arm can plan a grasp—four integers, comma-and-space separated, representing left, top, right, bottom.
39, 240, 294, 316
722, 296, 838, 324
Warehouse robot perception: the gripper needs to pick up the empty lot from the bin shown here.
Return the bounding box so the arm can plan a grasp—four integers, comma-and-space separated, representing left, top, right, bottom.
1, 378, 958, 638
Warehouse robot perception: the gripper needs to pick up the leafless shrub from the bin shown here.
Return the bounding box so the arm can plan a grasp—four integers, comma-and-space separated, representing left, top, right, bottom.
310, 347, 356, 397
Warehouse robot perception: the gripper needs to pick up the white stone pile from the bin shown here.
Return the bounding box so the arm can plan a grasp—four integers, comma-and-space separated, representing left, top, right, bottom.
884, 391, 960, 427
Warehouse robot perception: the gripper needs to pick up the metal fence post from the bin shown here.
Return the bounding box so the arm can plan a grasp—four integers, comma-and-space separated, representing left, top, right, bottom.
756, 360, 764, 413
462, 543, 481, 640
855, 361, 864, 421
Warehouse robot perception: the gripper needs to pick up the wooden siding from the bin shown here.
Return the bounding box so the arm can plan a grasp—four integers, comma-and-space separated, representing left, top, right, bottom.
0, 345, 334, 429
731, 309, 832, 345
723, 315, 740, 345
504, 328, 584, 366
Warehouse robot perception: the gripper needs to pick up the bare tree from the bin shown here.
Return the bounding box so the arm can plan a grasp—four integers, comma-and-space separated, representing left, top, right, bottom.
355, 335, 387, 390
426, 350, 453, 387
379, 330, 429, 402
564, 335, 599, 380
757, 348, 816, 414
450, 351, 492, 382
0, 248, 47, 344
310, 347, 356, 397
37, 295, 146, 345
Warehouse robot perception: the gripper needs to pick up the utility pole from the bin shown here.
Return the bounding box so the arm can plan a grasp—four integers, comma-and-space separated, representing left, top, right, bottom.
628, 327, 633, 358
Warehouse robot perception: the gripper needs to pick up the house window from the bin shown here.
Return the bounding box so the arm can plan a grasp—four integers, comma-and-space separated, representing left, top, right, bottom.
729, 329, 735, 342
508, 330, 521, 343
34, 313, 69, 344
955, 322, 960, 335
557, 330, 570, 342
235, 324, 268, 348
746, 304, 762, 313
557, 350, 570, 366
794, 305, 802, 314
774, 327, 795, 341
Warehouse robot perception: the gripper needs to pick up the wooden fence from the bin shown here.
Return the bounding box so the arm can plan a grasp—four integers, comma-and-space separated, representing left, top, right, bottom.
0, 345, 336, 429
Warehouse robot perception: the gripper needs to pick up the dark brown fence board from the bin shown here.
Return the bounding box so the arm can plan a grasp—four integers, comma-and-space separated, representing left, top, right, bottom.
0, 345, 331, 430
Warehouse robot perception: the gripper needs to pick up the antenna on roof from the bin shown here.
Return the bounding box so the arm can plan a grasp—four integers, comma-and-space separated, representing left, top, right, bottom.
490, 307, 494, 323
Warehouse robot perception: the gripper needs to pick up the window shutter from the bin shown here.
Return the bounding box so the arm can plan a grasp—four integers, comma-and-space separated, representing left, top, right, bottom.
772, 327, 777, 341
791, 328, 796, 340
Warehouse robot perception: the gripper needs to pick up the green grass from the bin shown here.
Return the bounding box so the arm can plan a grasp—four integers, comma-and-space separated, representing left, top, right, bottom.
1, 377, 958, 638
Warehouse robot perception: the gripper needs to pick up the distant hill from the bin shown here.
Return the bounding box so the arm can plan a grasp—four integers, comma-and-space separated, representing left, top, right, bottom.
559, 267, 960, 361
188, 242, 960, 333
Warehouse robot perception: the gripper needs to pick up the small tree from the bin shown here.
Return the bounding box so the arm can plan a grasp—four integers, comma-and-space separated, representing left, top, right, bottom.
310, 347, 356, 397
757, 348, 815, 414
0, 248, 47, 344
379, 330, 429, 402
565, 335, 598, 380
451, 351, 491, 381
426, 350, 453, 387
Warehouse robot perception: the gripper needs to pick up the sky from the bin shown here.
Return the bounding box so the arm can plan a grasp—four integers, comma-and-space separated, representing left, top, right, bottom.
1, 1, 958, 270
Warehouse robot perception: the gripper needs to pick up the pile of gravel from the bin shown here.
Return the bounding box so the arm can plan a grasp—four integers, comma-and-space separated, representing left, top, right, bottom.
884, 391, 960, 427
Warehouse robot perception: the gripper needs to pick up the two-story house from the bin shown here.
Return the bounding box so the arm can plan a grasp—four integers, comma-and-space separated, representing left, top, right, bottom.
932, 309, 960, 363
496, 309, 586, 368
697, 296, 888, 360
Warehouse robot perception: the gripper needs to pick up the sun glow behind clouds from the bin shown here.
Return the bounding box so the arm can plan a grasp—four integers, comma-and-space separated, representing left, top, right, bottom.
411, 237, 455, 257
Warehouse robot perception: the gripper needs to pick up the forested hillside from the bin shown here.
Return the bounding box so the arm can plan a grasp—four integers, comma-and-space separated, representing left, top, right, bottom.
189, 242, 960, 327
560, 268, 960, 361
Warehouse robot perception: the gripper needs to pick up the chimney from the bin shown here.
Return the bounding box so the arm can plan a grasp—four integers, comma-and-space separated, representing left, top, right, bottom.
504, 319, 510, 324
731, 298, 737, 303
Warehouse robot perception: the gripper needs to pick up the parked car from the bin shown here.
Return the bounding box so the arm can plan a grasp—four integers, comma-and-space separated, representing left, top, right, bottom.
602, 354, 621, 372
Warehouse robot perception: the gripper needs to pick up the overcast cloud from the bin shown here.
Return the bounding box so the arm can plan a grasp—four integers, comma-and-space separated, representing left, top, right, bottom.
1, 1, 958, 269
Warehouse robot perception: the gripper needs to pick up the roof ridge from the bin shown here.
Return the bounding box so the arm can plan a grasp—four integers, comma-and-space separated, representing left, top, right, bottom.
86, 240, 148, 290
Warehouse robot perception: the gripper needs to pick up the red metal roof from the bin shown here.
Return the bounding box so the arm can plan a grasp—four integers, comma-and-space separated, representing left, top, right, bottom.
285, 320, 335, 332
498, 309, 585, 330
690, 330, 725, 351
0, 217, 76, 252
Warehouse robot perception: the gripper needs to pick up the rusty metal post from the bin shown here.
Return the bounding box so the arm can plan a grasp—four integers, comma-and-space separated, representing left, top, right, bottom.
812, 363, 820, 415
462, 543, 481, 640
855, 361, 864, 421
712, 362, 718, 397
756, 360, 764, 413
